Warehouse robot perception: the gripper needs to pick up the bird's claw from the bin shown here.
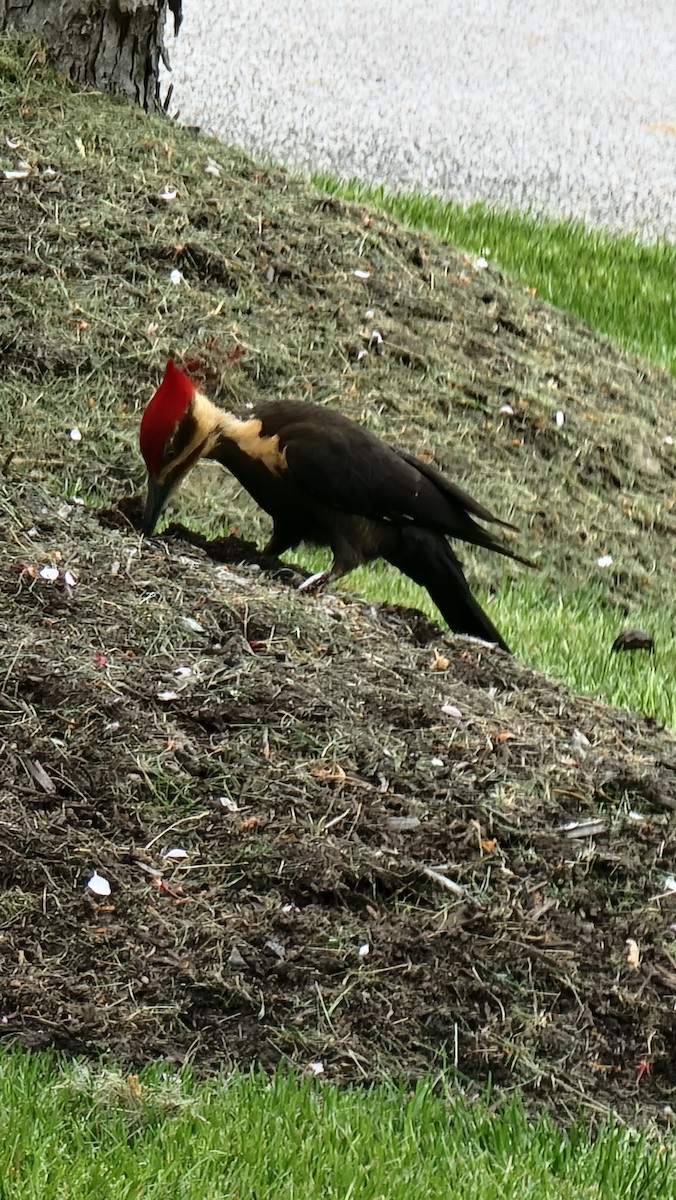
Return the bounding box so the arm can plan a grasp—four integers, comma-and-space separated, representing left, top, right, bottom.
298, 569, 330, 593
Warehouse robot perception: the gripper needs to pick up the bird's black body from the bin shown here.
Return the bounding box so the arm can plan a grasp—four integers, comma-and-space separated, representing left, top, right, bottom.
141, 363, 532, 653
205, 399, 530, 652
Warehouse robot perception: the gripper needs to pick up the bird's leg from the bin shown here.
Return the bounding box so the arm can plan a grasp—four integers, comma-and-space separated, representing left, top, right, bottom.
298, 531, 362, 594
263, 521, 300, 558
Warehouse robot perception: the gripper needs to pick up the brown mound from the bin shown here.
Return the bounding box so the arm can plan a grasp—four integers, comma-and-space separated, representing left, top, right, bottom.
1, 486, 675, 1125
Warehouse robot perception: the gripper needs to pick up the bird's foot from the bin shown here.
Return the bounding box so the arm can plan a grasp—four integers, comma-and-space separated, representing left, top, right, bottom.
298, 569, 330, 593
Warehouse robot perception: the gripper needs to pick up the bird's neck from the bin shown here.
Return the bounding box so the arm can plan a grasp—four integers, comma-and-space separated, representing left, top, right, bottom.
190, 390, 247, 453
194, 392, 286, 474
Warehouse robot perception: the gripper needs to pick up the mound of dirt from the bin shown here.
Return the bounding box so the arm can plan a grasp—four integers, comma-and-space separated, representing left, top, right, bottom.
1, 487, 675, 1124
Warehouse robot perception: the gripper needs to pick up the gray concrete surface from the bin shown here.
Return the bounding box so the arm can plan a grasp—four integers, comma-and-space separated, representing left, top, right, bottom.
163, 1, 676, 242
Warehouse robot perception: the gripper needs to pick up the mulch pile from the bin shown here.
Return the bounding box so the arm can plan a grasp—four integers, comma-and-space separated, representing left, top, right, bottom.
1, 487, 675, 1124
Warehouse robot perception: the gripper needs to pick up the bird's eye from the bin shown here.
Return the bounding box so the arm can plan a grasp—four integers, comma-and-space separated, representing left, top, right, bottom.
162, 432, 179, 465
163, 411, 197, 467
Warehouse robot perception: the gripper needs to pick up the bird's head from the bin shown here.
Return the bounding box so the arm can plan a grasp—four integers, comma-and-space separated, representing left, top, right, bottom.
139, 359, 221, 532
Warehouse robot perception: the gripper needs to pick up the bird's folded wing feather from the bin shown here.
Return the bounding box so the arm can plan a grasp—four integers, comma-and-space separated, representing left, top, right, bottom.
283, 425, 421, 521
282, 425, 534, 566
283, 427, 492, 534
396, 450, 517, 530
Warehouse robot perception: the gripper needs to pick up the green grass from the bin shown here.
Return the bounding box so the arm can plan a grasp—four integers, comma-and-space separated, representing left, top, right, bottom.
313, 177, 676, 375
1, 1051, 673, 1199
491, 577, 674, 723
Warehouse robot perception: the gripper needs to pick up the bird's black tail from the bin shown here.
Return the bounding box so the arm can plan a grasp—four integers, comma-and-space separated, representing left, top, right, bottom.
383, 526, 510, 652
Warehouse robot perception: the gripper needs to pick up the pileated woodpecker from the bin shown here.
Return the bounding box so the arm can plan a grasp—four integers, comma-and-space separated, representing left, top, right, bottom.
140, 360, 533, 651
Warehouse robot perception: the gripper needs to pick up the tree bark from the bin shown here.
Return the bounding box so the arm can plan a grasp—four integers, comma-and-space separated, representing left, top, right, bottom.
0, 0, 183, 110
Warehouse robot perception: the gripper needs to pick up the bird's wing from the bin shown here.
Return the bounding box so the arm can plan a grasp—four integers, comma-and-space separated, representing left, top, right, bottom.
282, 423, 432, 523
282, 422, 532, 564
396, 450, 517, 530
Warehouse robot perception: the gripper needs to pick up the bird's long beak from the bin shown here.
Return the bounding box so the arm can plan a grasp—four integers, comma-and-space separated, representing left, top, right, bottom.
143, 475, 173, 533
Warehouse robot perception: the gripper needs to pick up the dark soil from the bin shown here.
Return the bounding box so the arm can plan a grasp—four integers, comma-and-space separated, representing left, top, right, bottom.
1, 488, 675, 1125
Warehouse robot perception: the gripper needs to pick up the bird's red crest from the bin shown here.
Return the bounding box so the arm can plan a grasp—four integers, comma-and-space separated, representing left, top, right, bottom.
140, 359, 196, 477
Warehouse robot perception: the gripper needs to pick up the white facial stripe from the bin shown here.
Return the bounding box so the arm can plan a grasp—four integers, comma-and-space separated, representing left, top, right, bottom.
155, 389, 287, 483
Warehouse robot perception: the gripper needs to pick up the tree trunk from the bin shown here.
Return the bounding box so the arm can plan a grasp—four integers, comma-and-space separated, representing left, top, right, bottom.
0, 0, 183, 110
